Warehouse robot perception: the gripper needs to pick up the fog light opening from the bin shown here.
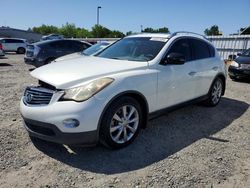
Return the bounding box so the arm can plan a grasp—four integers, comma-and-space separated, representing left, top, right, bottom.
63, 119, 79, 128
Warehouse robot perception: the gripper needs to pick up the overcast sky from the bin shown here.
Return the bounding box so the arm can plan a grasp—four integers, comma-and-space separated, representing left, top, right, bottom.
1, 0, 250, 35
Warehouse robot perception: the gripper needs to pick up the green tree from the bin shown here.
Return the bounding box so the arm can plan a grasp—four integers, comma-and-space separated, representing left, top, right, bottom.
32, 24, 59, 35
204, 25, 221, 36
109, 30, 125, 38
142, 27, 170, 33
157, 27, 169, 33
91, 25, 112, 38
59, 23, 77, 38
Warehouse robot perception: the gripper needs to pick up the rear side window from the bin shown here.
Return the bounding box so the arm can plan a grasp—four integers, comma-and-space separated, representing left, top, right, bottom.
190, 39, 210, 60
4, 39, 24, 43
167, 38, 192, 61
208, 44, 215, 57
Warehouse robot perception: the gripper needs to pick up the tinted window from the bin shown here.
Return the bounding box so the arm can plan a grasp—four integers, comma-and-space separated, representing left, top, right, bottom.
190, 39, 210, 60
4, 39, 24, 43
208, 44, 215, 57
49, 41, 70, 50
70, 41, 89, 51
166, 39, 192, 61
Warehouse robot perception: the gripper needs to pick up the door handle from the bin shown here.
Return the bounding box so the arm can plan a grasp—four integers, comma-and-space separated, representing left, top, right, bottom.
212, 66, 219, 71
188, 71, 197, 76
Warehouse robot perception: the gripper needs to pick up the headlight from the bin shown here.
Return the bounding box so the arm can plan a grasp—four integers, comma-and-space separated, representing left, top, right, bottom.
231, 61, 240, 68
60, 78, 114, 102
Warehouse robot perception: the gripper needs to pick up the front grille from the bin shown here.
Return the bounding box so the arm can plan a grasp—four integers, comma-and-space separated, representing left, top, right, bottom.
23, 87, 54, 105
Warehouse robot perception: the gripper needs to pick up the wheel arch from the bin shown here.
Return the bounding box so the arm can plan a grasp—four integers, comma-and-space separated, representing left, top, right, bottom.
97, 91, 149, 139
215, 73, 226, 95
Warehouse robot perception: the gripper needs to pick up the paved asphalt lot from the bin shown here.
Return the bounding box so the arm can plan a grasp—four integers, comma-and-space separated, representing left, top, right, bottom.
0, 54, 249, 188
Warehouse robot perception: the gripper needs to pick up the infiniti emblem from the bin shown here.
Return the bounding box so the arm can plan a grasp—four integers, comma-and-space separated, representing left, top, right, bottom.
26, 93, 33, 103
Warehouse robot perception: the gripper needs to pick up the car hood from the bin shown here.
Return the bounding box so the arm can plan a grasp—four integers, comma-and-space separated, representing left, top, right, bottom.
31, 56, 148, 89
235, 56, 250, 64
54, 52, 84, 62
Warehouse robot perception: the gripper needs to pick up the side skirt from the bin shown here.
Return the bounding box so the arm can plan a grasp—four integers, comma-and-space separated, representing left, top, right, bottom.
148, 95, 208, 120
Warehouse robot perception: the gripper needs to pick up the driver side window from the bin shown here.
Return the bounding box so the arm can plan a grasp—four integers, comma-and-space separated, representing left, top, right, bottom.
167, 39, 192, 62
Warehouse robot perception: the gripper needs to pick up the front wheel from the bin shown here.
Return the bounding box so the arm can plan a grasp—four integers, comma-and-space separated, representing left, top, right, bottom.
204, 78, 223, 106
100, 97, 142, 149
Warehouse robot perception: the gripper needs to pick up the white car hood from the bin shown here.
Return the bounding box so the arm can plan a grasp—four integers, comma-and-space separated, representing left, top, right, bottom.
31, 56, 148, 89
54, 52, 83, 62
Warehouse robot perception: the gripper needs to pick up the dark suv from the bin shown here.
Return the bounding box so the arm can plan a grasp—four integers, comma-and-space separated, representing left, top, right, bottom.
24, 39, 91, 67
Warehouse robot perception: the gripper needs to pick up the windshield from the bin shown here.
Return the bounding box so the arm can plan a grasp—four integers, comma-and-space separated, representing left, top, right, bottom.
241, 48, 250, 57
97, 37, 167, 61
82, 42, 109, 56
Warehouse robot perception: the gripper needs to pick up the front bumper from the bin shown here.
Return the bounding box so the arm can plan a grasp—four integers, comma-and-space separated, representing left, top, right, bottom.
228, 66, 250, 78
20, 95, 105, 145
24, 57, 44, 67
23, 118, 97, 145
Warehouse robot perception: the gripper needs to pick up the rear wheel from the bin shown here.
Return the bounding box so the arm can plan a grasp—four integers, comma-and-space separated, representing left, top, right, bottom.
204, 78, 223, 106
100, 97, 142, 149
17, 47, 25, 54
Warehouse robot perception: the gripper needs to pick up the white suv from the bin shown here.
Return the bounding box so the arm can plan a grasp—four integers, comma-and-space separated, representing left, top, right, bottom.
20, 32, 226, 149
0, 38, 27, 54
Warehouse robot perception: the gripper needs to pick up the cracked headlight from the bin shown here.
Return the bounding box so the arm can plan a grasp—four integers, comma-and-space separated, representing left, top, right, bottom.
61, 78, 114, 102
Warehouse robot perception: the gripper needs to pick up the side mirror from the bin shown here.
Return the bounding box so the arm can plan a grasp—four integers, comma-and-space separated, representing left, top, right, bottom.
162, 52, 186, 65
237, 53, 242, 56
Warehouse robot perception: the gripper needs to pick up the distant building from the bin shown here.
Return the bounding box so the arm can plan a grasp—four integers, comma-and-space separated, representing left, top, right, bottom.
0, 27, 42, 43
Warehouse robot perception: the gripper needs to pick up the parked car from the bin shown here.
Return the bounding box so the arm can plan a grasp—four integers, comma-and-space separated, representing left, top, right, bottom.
24, 39, 91, 67
0, 43, 5, 56
228, 48, 250, 80
20, 32, 226, 149
54, 41, 112, 62
0, 38, 27, 54
41, 34, 64, 41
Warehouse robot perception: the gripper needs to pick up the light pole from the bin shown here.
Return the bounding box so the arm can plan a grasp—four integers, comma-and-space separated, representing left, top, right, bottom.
97, 6, 102, 25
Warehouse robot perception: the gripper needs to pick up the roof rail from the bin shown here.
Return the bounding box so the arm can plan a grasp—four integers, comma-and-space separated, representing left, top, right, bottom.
170, 31, 208, 40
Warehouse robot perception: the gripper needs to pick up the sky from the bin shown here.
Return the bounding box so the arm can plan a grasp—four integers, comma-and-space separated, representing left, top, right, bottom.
1, 0, 250, 35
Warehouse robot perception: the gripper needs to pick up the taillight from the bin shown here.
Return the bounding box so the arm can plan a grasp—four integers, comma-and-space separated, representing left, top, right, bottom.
0, 43, 2, 50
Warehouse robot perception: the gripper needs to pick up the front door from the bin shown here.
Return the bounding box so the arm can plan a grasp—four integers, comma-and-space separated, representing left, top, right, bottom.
157, 38, 197, 109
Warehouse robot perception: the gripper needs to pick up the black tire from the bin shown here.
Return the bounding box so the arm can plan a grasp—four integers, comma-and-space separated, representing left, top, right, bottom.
99, 96, 143, 149
204, 78, 223, 107
17, 47, 25, 54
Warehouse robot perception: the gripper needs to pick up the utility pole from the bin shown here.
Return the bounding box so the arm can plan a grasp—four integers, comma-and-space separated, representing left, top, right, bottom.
141, 25, 143, 32
97, 6, 102, 25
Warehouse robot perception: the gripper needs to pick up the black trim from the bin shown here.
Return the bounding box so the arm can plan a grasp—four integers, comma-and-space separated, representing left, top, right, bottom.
23, 118, 98, 146
149, 95, 208, 120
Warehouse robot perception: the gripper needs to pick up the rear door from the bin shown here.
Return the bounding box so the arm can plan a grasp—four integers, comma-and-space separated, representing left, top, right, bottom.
189, 38, 218, 96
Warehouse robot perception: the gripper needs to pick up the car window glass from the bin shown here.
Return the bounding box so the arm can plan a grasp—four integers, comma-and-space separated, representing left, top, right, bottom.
208, 44, 215, 57
191, 39, 210, 60
166, 39, 192, 61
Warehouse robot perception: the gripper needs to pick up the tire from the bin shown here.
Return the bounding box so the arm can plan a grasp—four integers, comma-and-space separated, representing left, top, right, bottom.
204, 78, 223, 107
17, 47, 25, 54
99, 96, 143, 149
